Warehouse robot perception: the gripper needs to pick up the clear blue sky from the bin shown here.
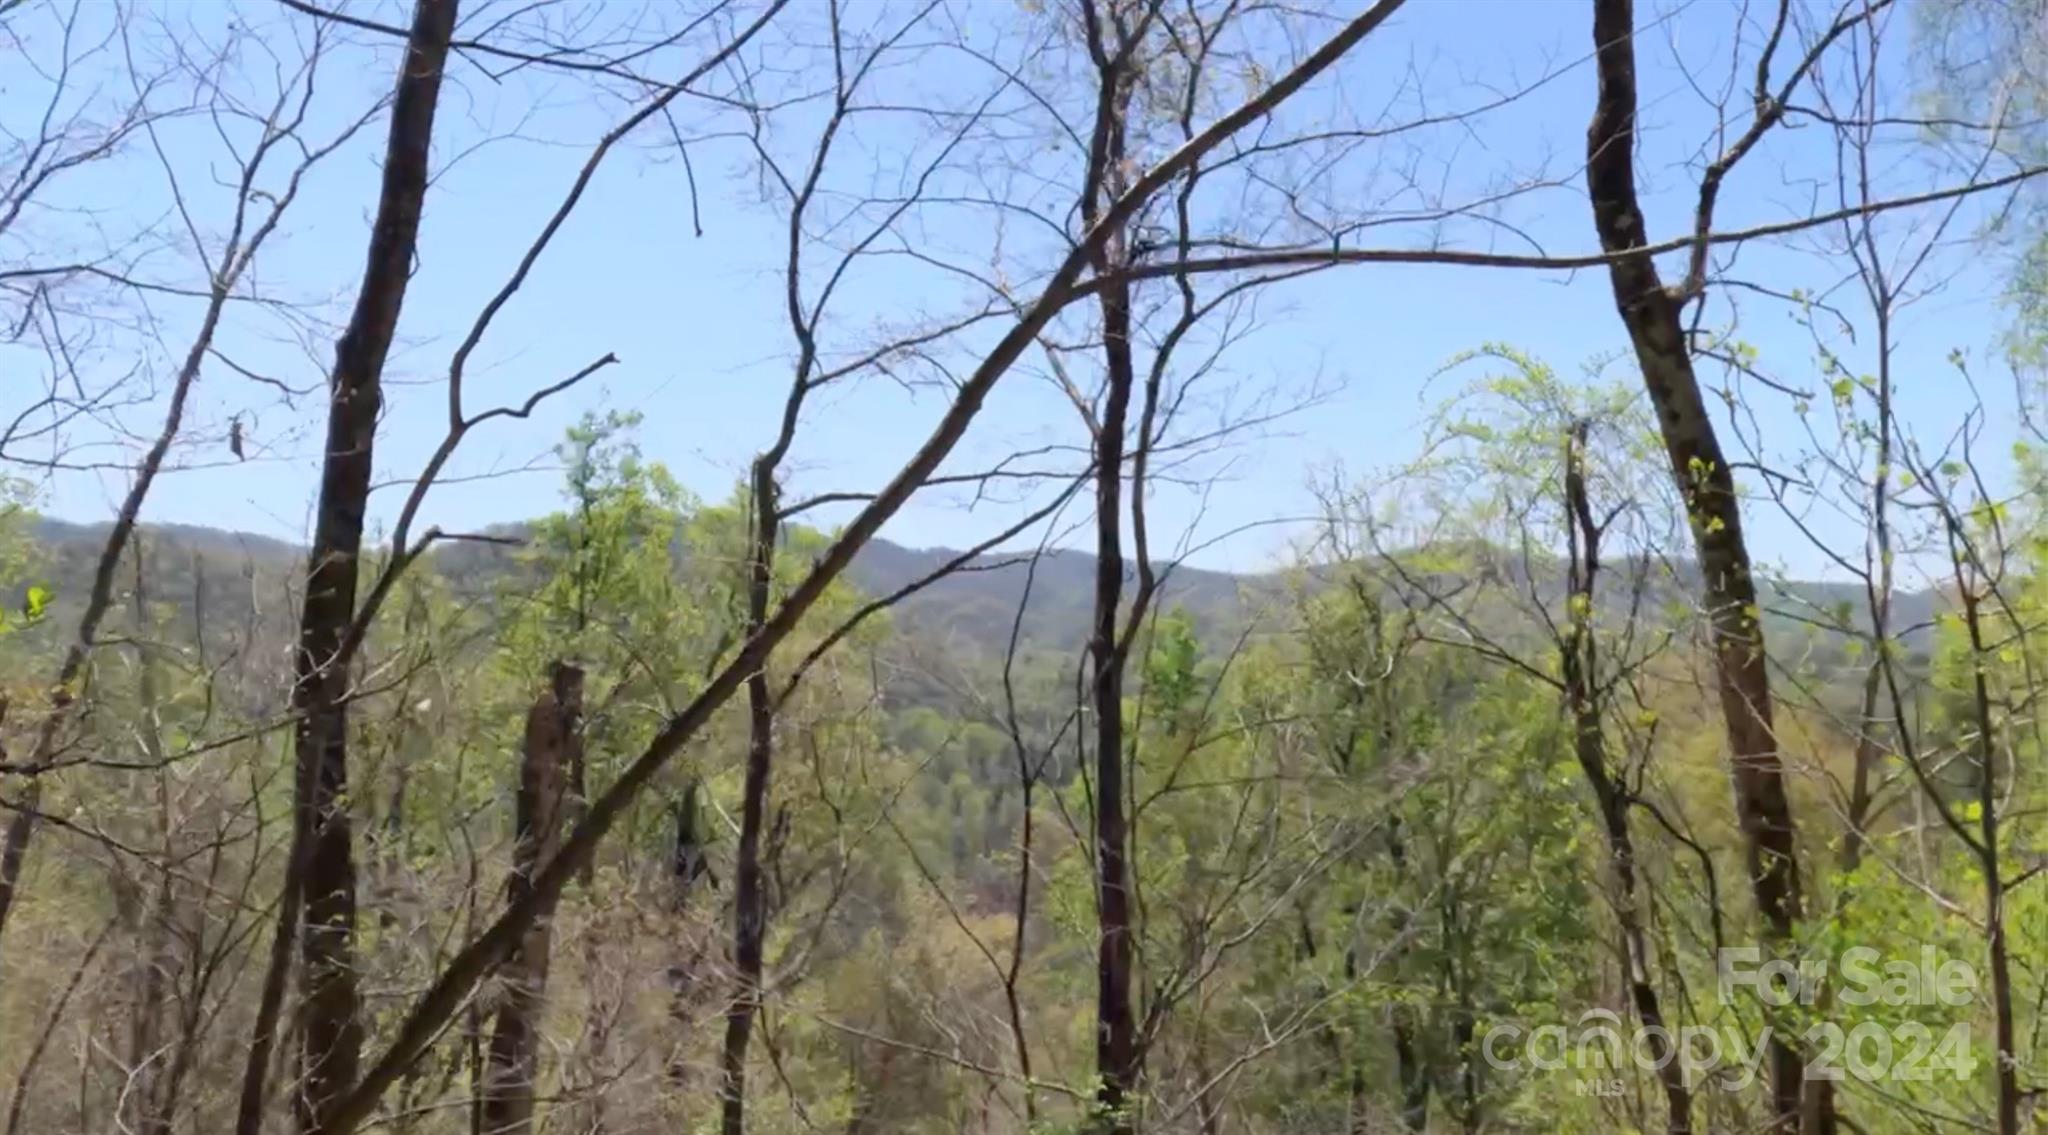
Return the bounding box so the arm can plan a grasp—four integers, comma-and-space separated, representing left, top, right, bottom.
4, 0, 2026, 583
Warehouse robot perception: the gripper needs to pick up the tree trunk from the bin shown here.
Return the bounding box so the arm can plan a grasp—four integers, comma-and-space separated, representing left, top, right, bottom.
1086, 327, 1140, 1132
1079, 8, 1141, 1124
234, 5, 458, 1132
720, 462, 780, 1135
1954, 570, 2020, 1135
118, 545, 177, 1135
1582, 1, 1806, 1128
1562, 422, 1690, 1134
481, 662, 582, 1135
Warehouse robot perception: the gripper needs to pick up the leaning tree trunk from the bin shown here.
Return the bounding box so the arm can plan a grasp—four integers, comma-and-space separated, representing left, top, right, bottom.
235, 5, 458, 1133
1583, 1, 1807, 1129
481, 663, 582, 1135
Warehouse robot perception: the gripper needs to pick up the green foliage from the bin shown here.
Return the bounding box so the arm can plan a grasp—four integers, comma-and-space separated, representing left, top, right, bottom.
0, 483, 48, 642
8, 361, 2044, 1134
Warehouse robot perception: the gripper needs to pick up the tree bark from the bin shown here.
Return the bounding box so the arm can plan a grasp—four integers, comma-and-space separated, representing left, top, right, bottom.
1582, 1, 1806, 1128
235, 5, 458, 1132
1077, 4, 1142, 1127
1086, 310, 1139, 1134
480, 663, 581, 1135
719, 460, 780, 1135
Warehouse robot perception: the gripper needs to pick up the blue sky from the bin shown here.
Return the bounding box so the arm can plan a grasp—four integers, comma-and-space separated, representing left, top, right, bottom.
4, 0, 2028, 583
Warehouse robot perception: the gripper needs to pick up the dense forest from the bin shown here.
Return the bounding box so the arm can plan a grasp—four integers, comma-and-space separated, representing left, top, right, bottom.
1, 0, 2046, 1133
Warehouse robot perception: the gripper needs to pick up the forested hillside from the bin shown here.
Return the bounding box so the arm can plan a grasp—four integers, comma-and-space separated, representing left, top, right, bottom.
17, 516, 1938, 674
2, 2, 2045, 1135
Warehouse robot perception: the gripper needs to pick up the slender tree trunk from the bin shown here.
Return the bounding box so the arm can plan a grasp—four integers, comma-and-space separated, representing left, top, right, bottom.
466, 1003, 485, 1135
1562, 423, 1690, 1134
1582, 2, 1806, 1127
1981, 860, 2018, 1135
481, 663, 581, 1135
1003, 772, 1038, 1125
233, 6, 457, 1132
1086, 257, 1139, 1135
1805, 243, 1903, 1135
109, 559, 152, 1103
1954, 573, 2020, 1135
1078, 6, 1142, 1123
125, 550, 179, 1135
720, 462, 780, 1135
1980, 833, 2018, 1135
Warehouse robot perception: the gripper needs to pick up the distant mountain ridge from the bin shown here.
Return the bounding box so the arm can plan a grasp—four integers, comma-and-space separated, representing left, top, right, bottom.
17, 518, 1939, 673
18, 517, 1276, 661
